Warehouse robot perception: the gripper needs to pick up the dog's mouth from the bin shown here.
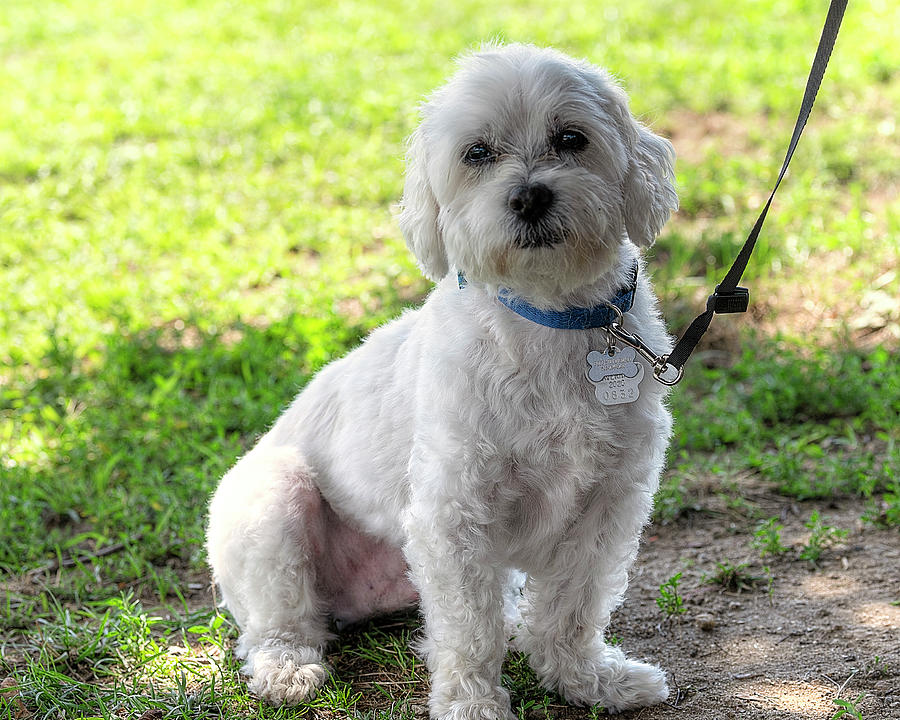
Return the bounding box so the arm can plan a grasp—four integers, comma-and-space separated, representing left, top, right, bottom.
513, 227, 566, 249
508, 202, 573, 249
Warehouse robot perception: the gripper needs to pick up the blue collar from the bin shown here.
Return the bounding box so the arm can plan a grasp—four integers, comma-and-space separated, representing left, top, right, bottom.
457, 261, 639, 330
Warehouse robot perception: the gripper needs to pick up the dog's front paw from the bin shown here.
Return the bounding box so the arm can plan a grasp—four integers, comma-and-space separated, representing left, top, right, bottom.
436, 699, 517, 720
554, 644, 668, 714
244, 646, 327, 706
596, 657, 668, 714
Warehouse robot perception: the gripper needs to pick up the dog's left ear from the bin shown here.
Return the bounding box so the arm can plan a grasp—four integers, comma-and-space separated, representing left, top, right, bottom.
398, 126, 449, 282
622, 122, 679, 247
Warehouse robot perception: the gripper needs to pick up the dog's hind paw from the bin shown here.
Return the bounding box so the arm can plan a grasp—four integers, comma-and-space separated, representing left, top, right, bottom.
244, 646, 327, 706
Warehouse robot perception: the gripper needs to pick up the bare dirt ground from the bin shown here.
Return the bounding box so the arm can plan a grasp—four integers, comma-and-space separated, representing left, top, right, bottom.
610, 495, 900, 720
325, 492, 899, 720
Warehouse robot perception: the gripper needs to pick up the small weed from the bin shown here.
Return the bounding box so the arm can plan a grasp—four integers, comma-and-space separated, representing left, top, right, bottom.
185, 610, 231, 654
657, 573, 687, 617
654, 473, 701, 523
831, 692, 865, 720
800, 511, 849, 564
762, 565, 776, 604
704, 561, 761, 593
863, 476, 900, 528
514, 695, 553, 720
751, 517, 789, 558
866, 655, 890, 678
883, 478, 900, 527
719, 489, 762, 520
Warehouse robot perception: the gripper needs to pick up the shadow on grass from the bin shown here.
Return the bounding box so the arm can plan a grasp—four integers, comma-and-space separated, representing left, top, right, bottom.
0, 311, 373, 586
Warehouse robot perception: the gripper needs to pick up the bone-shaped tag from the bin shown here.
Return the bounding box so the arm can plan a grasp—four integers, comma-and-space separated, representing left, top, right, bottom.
586, 347, 644, 405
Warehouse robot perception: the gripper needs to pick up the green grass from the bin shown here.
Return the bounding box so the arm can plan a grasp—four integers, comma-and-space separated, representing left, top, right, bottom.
660, 343, 900, 511
2, 0, 899, 716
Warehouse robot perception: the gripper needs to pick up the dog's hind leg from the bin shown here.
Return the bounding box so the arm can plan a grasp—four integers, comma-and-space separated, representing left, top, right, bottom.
207, 443, 331, 705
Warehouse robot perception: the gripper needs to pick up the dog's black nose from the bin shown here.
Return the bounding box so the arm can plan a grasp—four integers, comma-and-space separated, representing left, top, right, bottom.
508, 183, 554, 223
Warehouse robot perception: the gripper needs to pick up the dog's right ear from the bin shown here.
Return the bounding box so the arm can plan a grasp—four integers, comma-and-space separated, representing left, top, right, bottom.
398, 126, 449, 282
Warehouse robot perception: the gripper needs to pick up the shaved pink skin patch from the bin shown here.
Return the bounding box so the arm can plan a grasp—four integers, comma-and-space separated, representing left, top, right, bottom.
288, 484, 418, 625
317, 502, 419, 624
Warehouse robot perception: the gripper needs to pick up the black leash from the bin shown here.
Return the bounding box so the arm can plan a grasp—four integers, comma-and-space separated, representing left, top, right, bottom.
640, 0, 849, 383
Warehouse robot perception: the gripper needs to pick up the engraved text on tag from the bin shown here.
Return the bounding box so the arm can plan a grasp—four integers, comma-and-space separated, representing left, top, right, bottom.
586, 347, 644, 406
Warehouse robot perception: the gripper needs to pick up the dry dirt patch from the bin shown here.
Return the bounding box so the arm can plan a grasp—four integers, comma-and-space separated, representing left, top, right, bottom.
611, 497, 900, 720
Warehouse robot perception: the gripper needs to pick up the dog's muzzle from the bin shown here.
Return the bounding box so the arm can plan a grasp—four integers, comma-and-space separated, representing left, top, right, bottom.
509, 182, 562, 249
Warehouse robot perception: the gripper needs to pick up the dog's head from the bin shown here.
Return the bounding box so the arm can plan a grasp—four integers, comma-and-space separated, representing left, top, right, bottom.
398, 43, 677, 304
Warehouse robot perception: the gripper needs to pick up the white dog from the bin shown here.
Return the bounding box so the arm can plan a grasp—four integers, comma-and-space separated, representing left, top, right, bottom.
207, 43, 678, 719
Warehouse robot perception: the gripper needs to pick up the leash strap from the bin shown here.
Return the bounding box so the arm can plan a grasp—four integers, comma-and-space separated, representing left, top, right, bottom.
664, 0, 849, 373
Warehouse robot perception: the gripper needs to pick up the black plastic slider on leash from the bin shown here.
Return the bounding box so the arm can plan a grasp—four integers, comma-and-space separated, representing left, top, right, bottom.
627, 0, 849, 384
708, 285, 750, 315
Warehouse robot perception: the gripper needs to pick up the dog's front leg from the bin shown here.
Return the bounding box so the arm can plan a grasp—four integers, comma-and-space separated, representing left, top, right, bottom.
403, 501, 514, 720
514, 487, 668, 714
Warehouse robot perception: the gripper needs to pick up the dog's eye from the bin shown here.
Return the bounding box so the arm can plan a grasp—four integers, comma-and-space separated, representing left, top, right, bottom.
463, 143, 495, 165
553, 129, 588, 153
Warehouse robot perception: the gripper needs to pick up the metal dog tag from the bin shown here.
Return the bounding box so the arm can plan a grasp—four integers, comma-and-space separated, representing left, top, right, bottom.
586, 347, 645, 406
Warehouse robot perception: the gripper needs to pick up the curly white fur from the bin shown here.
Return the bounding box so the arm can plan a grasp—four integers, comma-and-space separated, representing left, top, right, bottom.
207, 43, 678, 718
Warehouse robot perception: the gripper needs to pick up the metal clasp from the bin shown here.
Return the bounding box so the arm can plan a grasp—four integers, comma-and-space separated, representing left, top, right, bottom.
604, 318, 684, 386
